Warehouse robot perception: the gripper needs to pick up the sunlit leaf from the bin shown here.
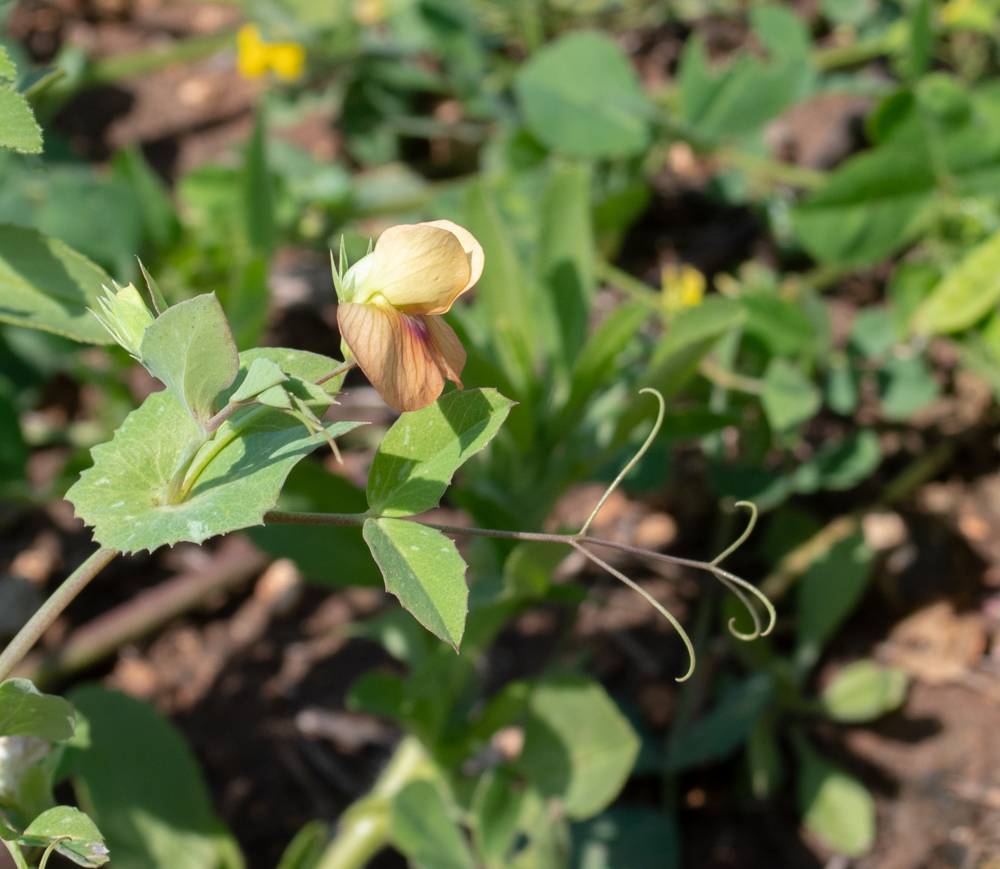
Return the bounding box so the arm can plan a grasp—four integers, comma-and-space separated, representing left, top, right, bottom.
0, 679, 75, 741
821, 660, 908, 723
19, 807, 109, 867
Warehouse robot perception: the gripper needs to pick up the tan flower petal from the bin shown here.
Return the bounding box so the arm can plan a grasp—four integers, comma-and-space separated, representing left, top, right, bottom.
367, 224, 471, 315
421, 219, 484, 295
338, 302, 465, 412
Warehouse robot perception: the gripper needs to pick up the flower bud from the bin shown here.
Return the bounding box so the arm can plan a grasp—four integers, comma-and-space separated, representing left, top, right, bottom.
92, 283, 155, 359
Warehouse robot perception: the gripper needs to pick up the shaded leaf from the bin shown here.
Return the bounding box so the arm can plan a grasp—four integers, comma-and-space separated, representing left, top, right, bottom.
761, 359, 821, 431
0, 225, 114, 344
520, 675, 639, 820
367, 388, 514, 517
389, 780, 473, 869
0, 679, 75, 742
571, 807, 680, 869
19, 806, 108, 867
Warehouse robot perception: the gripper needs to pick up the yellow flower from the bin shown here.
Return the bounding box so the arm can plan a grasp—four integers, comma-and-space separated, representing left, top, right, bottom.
662, 264, 705, 315
237, 24, 305, 82
336, 220, 484, 412
941, 0, 995, 30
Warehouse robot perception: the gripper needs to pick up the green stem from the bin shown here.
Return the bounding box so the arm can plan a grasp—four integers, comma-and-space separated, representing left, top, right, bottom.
316, 737, 435, 869
88, 31, 236, 84
2, 840, 28, 869
165, 433, 210, 505
0, 548, 118, 682
177, 406, 269, 502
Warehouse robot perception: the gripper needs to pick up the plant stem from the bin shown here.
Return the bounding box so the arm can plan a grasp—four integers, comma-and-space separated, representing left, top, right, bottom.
0, 548, 117, 683
89, 31, 236, 83
315, 360, 357, 386
699, 358, 765, 395
165, 433, 209, 505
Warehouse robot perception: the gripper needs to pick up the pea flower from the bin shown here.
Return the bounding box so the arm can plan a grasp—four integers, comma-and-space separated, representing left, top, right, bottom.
335, 220, 484, 412
237, 24, 305, 82
662, 264, 705, 315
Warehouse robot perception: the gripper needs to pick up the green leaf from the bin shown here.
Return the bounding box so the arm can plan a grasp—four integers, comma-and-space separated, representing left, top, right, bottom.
0, 86, 42, 154
462, 182, 536, 393
538, 162, 595, 366
790, 430, 883, 493
69, 686, 242, 869
389, 780, 474, 869
904, 0, 932, 80
138, 294, 239, 431
796, 532, 874, 670
794, 736, 875, 857
19, 806, 108, 867
761, 359, 822, 431
912, 228, 1000, 333
741, 292, 815, 357
791, 144, 933, 266
67, 349, 364, 553
878, 355, 939, 421
516, 31, 651, 159
363, 518, 469, 650
0, 46, 16, 80
520, 675, 639, 820
821, 660, 908, 723
111, 148, 179, 252
571, 807, 680, 869
243, 112, 274, 256
679, 6, 813, 139
229, 357, 288, 402
275, 821, 331, 869
472, 766, 524, 868
367, 388, 514, 517
0, 225, 115, 344
0, 679, 75, 741
665, 674, 772, 773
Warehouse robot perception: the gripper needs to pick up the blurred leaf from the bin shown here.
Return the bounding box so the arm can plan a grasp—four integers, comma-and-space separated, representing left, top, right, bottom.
761, 359, 821, 431
741, 292, 815, 356
0, 679, 75, 741
462, 182, 536, 393
665, 673, 772, 773
363, 518, 469, 650
746, 715, 784, 799
503, 541, 570, 598
538, 162, 595, 366
904, 0, 933, 80
389, 780, 474, 869
367, 388, 514, 517
110, 147, 179, 252
790, 430, 882, 493
70, 685, 243, 869
0, 225, 114, 344
821, 660, 908, 722
225, 254, 269, 351
138, 294, 238, 430
571, 807, 679, 869
473, 766, 524, 869
794, 735, 875, 857
825, 356, 858, 415
912, 228, 1000, 333
275, 821, 331, 869
0, 46, 16, 80
0, 86, 42, 154
346, 671, 406, 720
243, 112, 274, 256
0, 393, 26, 482
516, 31, 651, 159
878, 355, 939, 420
796, 532, 874, 669
849, 308, 896, 359
679, 5, 813, 139
68, 349, 363, 553
520, 675, 639, 820
19, 806, 108, 867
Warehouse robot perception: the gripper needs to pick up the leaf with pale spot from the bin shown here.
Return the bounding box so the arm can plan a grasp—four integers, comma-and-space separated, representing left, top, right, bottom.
68, 348, 364, 553
19, 807, 108, 867
363, 518, 469, 650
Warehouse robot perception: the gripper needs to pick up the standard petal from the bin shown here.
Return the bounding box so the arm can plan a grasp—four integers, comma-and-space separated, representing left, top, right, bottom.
421, 219, 484, 295
338, 301, 448, 412
367, 224, 471, 315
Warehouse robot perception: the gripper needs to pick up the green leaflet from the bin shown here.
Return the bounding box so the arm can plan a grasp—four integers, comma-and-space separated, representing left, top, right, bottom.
761, 359, 822, 431
794, 735, 875, 857
367, 388, 514, 517
138, 294, 239, 431
363, 518, 469, 650
0, 81, 42, 154
912, 228, 1000, 333
516, 31, 652, 159
68, 348, 364, 553
19, 807, 109, 867
820, 660, 908, 723
0, 679, 76, 741
0, 225, 115, 344
520, 675, 640, 820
